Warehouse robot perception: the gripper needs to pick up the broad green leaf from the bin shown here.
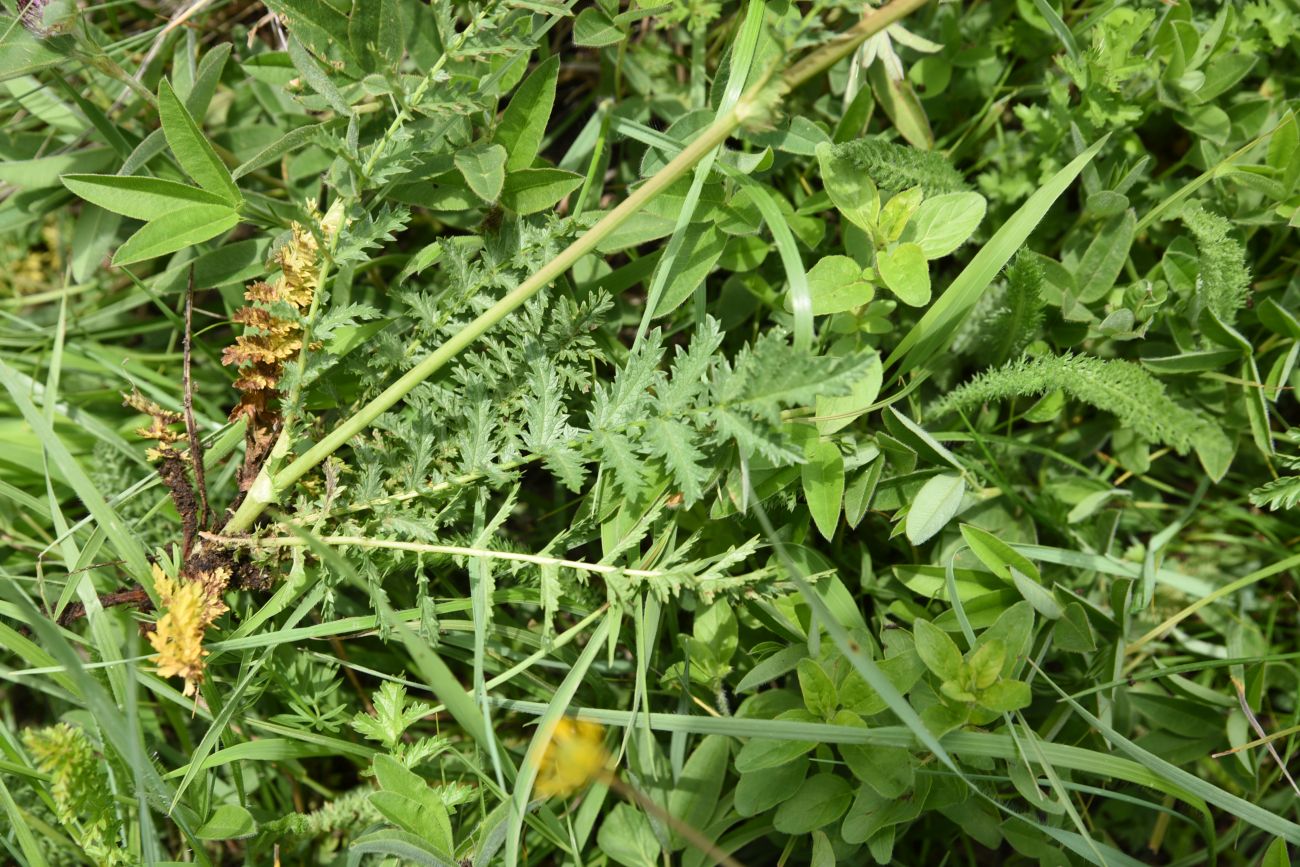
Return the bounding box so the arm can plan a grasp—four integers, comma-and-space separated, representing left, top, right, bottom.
735, 756, 808, 816
811, 830, 836, 867
977, 679, 1032, 713
369, 792, 453, 853
902, 191, 987, 258
1263, 837, 1292, 867
816, 351, 881, 435
496, 55, 560, 172
598, 804, 660, 867
61, 174, 230, 221
840, 740, 914, 798
905, 473, 966, 544
0, 149, 115, 188
1011, 567, 1063, 620
499, 168, 583, 215
797, 658, 839, 719
772, 773, 853, 833
802, 438, 844, 542
196, 805, 256, 841
913, 618, 962, 681
801, 255, 874, 315
1074, 210, 1136, 303
879, 186, 924, 242
816, 141, 879, 230
735, 733, 817, 773
112, 204, 239, 266
651, 223, 727, 317
877, 242, 931, 306
573, 7, 624, 46
287, 33, 353, 116
0, 18, 63, 77
157, 79, 240, 203
233, 122, 328, 180
70, 204, 122, 283
350, 829, 460, 867
455, 142, 508, 202
263, 0, 360, 70
959, 524, 1042, 584
666, 736, 729, 850
867, 62, 933, 149
966, 639, 1005, 689
694, 601, 738, 664
1054, 602, 1097, 653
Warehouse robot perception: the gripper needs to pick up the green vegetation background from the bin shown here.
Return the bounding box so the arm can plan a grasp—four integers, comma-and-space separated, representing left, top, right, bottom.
2, 0, 1299, 865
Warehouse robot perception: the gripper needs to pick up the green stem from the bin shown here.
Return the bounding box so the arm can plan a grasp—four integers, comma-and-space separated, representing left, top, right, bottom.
222, 0, 932, 534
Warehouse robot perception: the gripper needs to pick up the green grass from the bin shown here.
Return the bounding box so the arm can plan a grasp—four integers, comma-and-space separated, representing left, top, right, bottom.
2, 0, 1300, 865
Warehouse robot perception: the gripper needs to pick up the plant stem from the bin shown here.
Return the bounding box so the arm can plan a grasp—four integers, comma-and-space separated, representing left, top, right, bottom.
203, 532, 671, 578
222, 0, 933, 535
602, 772, 747, 867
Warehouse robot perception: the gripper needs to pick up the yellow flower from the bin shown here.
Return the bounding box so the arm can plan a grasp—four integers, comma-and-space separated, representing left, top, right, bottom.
534, 718, 609, 798
149, 565, 227, 697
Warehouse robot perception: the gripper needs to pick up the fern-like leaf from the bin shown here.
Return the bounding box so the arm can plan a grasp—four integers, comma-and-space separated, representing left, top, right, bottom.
1249, 476, 1300, 511
1180, 201, 1251, 326
986, 251, 1046, 365
930, 352, 1227, 456
830, 137, 968, 194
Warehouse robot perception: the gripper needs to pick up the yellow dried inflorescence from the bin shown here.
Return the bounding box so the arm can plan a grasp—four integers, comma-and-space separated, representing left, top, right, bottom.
222, 222, 321, 428
123, 392, 186, 461
534, 718, 609, 798
148, 564, 229, 697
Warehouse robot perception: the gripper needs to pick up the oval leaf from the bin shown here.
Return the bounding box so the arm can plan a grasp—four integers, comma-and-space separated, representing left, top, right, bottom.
903, 191, 987, 259
500, 168, 583, 215
62, 174, 230, 221
802, 438, 845, 542
157, 78, 240, 203
905, 472, 966, 544
112, 204, 239, 266
877, 242, 931, 307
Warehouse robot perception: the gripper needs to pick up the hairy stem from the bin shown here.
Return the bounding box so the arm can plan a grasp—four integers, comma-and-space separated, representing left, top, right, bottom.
222, 0, 932, 534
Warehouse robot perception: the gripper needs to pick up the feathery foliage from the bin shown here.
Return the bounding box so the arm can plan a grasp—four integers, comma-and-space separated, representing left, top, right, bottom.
1180, 202, 1252, 325
830, 136, 968, 194
930, 352, 1228, 456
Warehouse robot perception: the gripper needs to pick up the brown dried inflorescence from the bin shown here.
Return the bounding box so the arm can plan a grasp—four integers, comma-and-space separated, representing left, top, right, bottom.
121, 215, 331, 699
124, 392, 200, 555
222, 222, 321, 491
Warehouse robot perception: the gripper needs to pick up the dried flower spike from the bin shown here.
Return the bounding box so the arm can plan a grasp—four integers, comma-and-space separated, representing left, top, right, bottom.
148, 564, 228, 697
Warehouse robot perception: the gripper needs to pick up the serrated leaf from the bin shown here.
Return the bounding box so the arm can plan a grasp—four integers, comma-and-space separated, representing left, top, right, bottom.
647, 418, 709, 505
